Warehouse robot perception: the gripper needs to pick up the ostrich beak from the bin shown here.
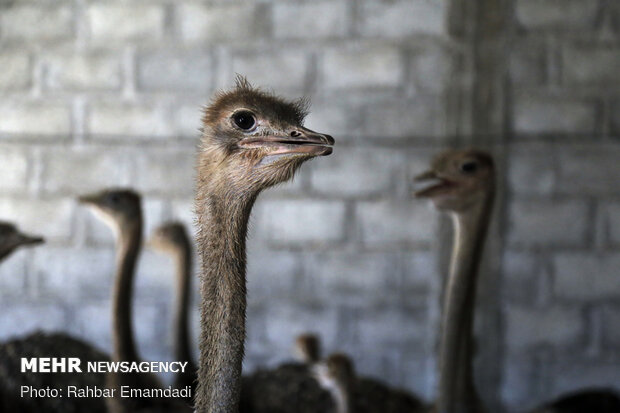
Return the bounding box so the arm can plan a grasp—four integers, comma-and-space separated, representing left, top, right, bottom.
239, 127, 334, 156
16, 232, 45, 247
77, 193, 101, 205
413, 170, 453, 198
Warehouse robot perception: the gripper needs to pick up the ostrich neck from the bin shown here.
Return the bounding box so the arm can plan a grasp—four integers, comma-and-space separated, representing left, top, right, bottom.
173, 242, 196, 370
437, 195, 493, 413
113, 220, 142, 363
332, 381, 353, 413
195, 191, 256, 413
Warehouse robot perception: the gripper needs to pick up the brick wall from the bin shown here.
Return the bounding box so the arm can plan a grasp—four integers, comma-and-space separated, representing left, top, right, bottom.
0, 1, 618, 411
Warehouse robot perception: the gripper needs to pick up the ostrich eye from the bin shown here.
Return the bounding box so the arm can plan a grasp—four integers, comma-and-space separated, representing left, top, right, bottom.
232, 111, 256, 130
460, 161, 478, 174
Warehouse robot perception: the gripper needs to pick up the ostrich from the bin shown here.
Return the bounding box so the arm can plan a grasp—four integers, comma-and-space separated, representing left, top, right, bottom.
415, 149, 620, 413
79, 189, 191, 413
293, 334, 322, 365
193, 77, 333, 413
0, 224, 110, 413
149, 221, 198, 401
313, 353, 356, 413
414, 148, 496, 413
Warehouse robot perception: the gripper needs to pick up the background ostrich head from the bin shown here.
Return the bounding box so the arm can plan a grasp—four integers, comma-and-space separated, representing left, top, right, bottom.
78, 188, 142, 236
294, 333, 322, 364
0, 222, 44, 261
149, 222, 190, 254
198, 76, 334, 195
313, 353, 356, 392
414, 149, 495, 212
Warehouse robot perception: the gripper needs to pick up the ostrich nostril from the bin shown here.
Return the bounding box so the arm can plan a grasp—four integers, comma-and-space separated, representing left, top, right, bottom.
290, 130, 302, 138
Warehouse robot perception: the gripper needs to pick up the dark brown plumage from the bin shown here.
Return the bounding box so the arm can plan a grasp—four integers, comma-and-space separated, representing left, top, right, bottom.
194, 77, 333, 413
529, 389, 620, 413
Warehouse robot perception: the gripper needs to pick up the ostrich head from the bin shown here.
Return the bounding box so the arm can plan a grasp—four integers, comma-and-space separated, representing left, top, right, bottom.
149, 222, 190, 255
414, 149, 495, 212
198, 77, 334, 196
78, 188, 142, 236
0, 222, 44, 261
294, 333, 322, 364
313, 353, 356, 392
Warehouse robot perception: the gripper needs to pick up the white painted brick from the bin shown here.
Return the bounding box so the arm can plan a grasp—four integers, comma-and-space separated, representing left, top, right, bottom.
505, 305, 583, 351
553, 253, 620, 301
264, 303, 339, 351
0, 102, 71, 135
322, 46, 403, 89
0, 198, 74, 241
361, 99, 444, 137
32, 247, 114, 299
0, 146, 29, 191
501, 251, 539, 303
1, 6, 73, 40
256, 199, 346, 245
564, 45, 620, 85
173, 103, 203, 137
133, 151, 194, 196
602, 306, 620, 347
357, 200, 436, 245
556, 145, 620, 195
403, 251, 438, 291
273, 2, 347, 39
359, 0, 447, 37
0, 304, 66, 340
552, 361, 620, 395
303, 102, 356, 138
45, 53, 122, 91
507, 146, 556, 194
611, 101, 620, 134
0, 54, 31, 90
231, 51, 307, 91
507, 199, 589, 247
87, 102, 172, 137
87, 4, 165, 41
409, 47, 454, 94
42, 148, 131, 194
355, 305, 427, 348
500, 356, 538, 408
602, 202, 620, 245
0, 251, 28, 296
513, 96, 597, 134
309, 147, 401, 197
176, 3, 259, 42
303, 251, 402, 296
170, 198, 195, 231
509, 40, 546, 85
137, 50, 213, 92
515, 0, 599, 30
246, 247, 300, 303
70, 301, 112, 353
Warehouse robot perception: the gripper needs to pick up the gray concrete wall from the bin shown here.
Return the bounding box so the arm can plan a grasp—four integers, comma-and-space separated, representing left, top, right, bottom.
0, 1, 618, 411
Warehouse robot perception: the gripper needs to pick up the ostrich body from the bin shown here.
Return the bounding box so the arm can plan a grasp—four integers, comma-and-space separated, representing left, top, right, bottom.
79, 189, 190, 413
415, 149, 496, 413
149, 222, 198, 400
529, 388, 620, 413
0, 224, 110, 413
194, 77, 333, 413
